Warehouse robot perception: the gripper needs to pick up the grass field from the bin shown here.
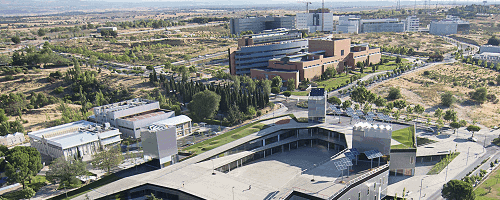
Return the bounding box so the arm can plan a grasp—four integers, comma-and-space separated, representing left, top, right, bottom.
2, 175, 48, 200
427, 152, 460, 175
475, 167, 500, 200
290, 91, 309, 96
183, 123, 266, 155
391, 126, 415, 149
315, 73, 368, 92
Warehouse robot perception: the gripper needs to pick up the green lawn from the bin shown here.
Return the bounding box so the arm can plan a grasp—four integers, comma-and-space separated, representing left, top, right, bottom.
183, 123, 266, 155
1, 175, 48, 200
315, 73, 368, 91
48, 174, 121, 200
475, 167, 500, 199
290, 91, 309, 96
391, 126, 415, 149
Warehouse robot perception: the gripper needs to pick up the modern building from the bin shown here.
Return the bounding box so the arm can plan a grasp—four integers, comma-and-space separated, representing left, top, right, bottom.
296, 9, 334, 33
336, 15, 361, 34
229, 16, 296, 35
308, 88, 327, 123
90, 98, 175, 139
250, 37, 381, 86
141, 124, 179, 168
474, 52, 500, 63
97, 27, 117, 33
405, 16, 419, 32
359, 18, 405, 33
229, 29, 308, 75
28, 120, 122, 161
480, 45, 500, 53
429, 15, 470, 35
76, 113, 408, 200
0, 132, 25, 146
150, 115, 193, 138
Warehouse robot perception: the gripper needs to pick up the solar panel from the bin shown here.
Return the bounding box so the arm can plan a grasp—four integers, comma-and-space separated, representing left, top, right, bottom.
356, 110, 364, 116
346, 110, 354, 116
377, 113, 384, 119
344, 152, 356, 160
334, 161, 347, 170
364, 150, 375, 159
342, 158, 353, 167
367, 112, 375, 116
334, 108, 342, 115
351, 148, 360, 156
366, 116, 373, 121
353, 115, 360, 120
373, 150, 384, 158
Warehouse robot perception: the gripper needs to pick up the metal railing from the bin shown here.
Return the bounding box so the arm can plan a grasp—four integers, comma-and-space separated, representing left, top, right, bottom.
328, 163, 390, 200
292, 187, 329, 199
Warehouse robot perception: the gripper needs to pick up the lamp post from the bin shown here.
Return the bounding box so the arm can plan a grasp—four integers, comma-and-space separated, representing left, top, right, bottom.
466, 147, 470, 165
232, 186, 235, 200
63, 183, 68, 198
419, 176, 426, 200
445, 150, 450, 182
212, 159, 216, 175
311, 164, 316, 182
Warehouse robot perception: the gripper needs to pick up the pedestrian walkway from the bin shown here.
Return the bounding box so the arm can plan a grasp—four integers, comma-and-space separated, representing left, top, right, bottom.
387, 128, 487, 200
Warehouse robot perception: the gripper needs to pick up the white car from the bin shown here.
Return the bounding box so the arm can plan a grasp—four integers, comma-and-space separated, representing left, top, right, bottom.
468, 137, 477, 142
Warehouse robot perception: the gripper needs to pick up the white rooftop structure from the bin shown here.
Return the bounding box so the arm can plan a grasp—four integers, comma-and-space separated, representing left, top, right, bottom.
353, 122, 392, 131
474, 52, 500, 63
28, 120, 122, 160
151, 115, 193, 138
0, 132, 25, 146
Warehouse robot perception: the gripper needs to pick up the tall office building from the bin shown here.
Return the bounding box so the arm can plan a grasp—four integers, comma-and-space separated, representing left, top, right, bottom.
429, 15, 470, 35
405, 16, 419, 32
230, 16, 296, 35
336, 15, 361, 34
296, 9, 334, 33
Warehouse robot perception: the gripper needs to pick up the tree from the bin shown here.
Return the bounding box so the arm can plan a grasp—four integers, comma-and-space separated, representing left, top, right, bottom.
487, 35, 500, 46
450, 121, 461, 134
4, 146, 43, 189
441, 92, 456, 107
260, 79, 272, 96
20, 187, 36, 199
283, 91, 291, 100
387, 87, 402, 100
356, 61, 364, 73
188, 90, 221, 120
350, 86, 371, 104
271, 76, 283, 89
466, 125, 481, 138
434, 108, 443, 119
328, 96, 342, 105
91, 147, 123, 174
471, 87, 488, 104
374, 96, 386, 107
271, 87, 280, 96
441, 180, 474, 200
37, 28, 47, 37
46, 157, 87, 186
395, 56, 402, 64
444, 109, 457, 123
11, 36, 21, 44
341, 100, 352, 110
287, 78, 296, 91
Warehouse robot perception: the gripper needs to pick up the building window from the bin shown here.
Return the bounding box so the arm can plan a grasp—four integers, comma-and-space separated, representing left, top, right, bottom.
410, 156, 415, 164
367, 187, 370, 195
358, 192, 361, 200
341, 50, 345, 56
374, 183, 377, 190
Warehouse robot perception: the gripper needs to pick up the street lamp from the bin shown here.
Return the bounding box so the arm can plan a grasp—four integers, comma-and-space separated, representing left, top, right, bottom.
232, 186, 235, 200
311, 164, 316, 182
419, 176, 427, 200
212, 159, 216, 175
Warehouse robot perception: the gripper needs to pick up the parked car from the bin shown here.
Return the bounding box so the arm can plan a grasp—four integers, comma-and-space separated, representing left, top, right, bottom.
468, 137, 477, 142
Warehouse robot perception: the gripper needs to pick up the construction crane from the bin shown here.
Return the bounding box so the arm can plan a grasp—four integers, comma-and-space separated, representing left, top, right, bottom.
297, 1, 312, 13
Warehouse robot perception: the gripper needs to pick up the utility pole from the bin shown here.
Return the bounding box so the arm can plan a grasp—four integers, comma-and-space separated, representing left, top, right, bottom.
419, 177, 426, 200
466, 147, 470, 165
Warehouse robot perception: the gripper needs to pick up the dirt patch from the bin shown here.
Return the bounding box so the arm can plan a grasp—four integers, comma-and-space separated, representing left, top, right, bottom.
369, 63, 500, 127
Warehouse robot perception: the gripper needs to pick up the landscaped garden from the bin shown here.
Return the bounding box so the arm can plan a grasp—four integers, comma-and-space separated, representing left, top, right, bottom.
391, 126, 416, 149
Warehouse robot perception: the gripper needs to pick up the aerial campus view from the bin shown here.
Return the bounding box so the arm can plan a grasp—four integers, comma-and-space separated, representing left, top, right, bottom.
1, 0, 500, 200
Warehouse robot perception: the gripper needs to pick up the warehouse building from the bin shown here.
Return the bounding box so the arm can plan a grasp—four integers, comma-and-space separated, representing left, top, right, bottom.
28, 120, 122, 161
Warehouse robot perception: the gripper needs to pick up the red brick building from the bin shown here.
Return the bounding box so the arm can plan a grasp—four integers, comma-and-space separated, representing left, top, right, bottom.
250, 37, 381, 88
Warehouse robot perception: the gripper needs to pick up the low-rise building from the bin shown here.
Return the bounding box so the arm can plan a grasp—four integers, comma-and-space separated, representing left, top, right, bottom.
474, 52, 500, 63
97, 27, 117, 33
90, 98, 175, 139
360, 18, 405, 33
480, 45, 500, 53
141, 124, 179, 168
250, 37, 381, 86
28, 120, 122, 160
336, 15, 361, 34
230, 16, 296, 35
151, 115, 193, 138
0, 132, 25, 146
429, 15, 470, 35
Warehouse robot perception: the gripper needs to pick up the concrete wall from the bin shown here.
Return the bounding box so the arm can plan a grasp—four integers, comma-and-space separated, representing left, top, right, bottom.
389, 149, 417, 173
141, 126, 178, 168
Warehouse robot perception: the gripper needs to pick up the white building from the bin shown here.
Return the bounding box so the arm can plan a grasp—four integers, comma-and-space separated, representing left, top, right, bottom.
91, 98, 175, 139
296, 12, 334, 33
308, 88, 327, 123
429, 15, 470, 35
405, 16, 419, 32
480, 45, 500, 54
336, 15, 360, 34
97, 27, 117, 33
0, 132, 25, 146
151, 115, 193, 138
141, 124, 179, 168
474, 52, 500, 63
359, 18, 405, 33
28, 120, 122, 161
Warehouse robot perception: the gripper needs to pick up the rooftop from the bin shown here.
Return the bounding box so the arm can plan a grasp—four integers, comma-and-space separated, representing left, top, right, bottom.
147, 115, 192, 131
93, 98, 157, 114
28, 120, 120, 149
120, 110, 172, 122
309, 88, 325, 96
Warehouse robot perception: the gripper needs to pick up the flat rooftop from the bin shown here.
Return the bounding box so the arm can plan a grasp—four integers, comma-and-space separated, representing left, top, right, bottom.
28, 120, 120, 149
93, 98, 157, 113
120, 110, 171, 122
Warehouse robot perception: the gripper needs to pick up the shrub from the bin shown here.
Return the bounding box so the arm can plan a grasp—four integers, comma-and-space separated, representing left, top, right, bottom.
387, 87, 402, 100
